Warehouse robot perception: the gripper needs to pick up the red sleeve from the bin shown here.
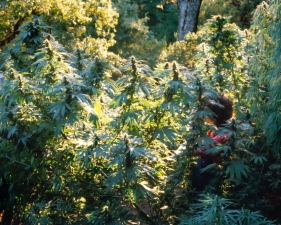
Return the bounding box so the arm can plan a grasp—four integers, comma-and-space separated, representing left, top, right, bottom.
212, 134, 227, 145
197, 131, 227, 155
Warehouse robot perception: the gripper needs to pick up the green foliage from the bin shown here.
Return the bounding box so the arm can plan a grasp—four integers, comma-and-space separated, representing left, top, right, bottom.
133, 0, 178, 43
110, 0, 168, 68
110, 0, 151, 56
179, 194, 275, 225
1, 1, 281, 224
225, 160, 250, 180
88, 202, 134, 225
247, 0, 281, 154
194, 16, 249, 101
0, 18, 103, 224
199, 0, 263, 28
0, 0, 119, 56
158, 32, 200, 68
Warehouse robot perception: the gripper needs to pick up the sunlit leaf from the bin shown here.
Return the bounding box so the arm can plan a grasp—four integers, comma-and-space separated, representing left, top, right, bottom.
153, 126, 177, 143
94, 101, 103, 117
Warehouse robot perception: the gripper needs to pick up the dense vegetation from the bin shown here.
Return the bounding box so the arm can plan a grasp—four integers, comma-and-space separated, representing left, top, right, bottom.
0, 0, 280, 224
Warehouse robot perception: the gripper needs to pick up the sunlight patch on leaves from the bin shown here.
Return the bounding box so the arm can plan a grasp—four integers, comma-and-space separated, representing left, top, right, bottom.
153, 126, 177, 143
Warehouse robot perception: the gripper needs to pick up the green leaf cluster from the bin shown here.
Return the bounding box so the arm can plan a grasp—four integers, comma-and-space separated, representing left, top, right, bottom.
1, 1, 281, 224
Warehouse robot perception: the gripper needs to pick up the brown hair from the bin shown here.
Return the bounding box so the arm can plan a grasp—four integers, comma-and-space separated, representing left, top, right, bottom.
204, 93, 233, 127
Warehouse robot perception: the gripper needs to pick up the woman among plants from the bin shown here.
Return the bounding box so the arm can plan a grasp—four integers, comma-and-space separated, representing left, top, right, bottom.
192, 93, 233, 190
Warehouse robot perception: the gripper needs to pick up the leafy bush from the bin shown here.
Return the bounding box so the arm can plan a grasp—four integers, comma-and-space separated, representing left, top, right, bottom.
1, 1, 281, 225
198, 0, 263, 28
179, 194, 275, 225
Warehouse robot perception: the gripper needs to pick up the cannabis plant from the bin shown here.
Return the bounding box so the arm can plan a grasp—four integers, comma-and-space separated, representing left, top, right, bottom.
179, 194, 275, 225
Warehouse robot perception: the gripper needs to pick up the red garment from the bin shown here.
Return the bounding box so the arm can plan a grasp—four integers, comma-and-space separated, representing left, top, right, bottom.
198, 130, 228, 163
206, 130, 228, 146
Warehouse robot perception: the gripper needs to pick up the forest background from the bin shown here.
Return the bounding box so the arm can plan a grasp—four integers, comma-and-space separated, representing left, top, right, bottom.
0, 0, 281, 224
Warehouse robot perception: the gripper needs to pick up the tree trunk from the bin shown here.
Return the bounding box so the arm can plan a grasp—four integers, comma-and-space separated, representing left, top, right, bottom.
177, 0, 202, 41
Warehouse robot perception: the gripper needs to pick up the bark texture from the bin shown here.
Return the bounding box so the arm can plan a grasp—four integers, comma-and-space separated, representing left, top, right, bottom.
177, 0, 202, 41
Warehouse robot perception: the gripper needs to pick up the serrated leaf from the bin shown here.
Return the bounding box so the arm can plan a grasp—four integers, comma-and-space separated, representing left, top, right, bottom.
75, 93, 91, 103
65, 103, 71, 110
196, 136, 215, 150
136, 83, 150, 96
38, 123, 53, 132
89, 113, 100, 127
169, 80, 184, 92
55, 120, 63, 136
60, 104, 65, 117
121, 112, 139, 126
200, 163, 218, 173
226, 160, 250, 181
169, 102, 180, 116
53, 107, 60, 120
105, 170, 123, 192
49, 103, 61, 113
153, 126, 177, 143
18, 137, 27, 146
93, 145, 108, 158
110, 93, 128, 108
94, 101, 103, 117
8, 126, 17, 139
160, 102, 169, 110
126, 167, 138, 184
92, 86, 98, 94
139, 98, 153, 107
205, 145, 231, 155
109, 155, 123, 168
251, 155, 268, 164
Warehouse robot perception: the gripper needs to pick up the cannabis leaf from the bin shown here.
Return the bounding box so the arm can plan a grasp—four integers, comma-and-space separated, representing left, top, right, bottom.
153, 126, 177, 143
226, 160, 250, 181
